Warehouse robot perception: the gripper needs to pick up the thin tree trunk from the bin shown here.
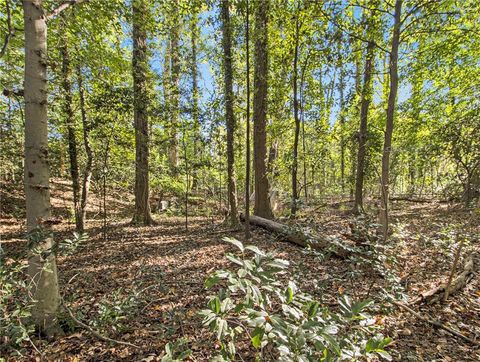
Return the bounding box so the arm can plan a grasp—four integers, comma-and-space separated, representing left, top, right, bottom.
338, 35, 346, 194
76, 65, 93, 233
353, 38, 375, 214
244, 0, 251, 239
253, 0, 273, 219
380, 0, 403, 238
220, 0, 239, 226
190, 10, 200, 190
169, 3, 180, 172
132, 0, 154, 225
23, 0, 61, 337
291, 12, 300, 216
60, 24, 81, 231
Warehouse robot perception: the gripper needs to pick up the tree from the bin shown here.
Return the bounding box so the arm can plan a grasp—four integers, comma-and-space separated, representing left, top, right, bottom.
76, 64, 93, 233
168, 1, 181, 172
291, 3, 301, 216
60, 17, 81, 231
353, 22, 376, 214
190, 6, 201, 189
22, 0, 89, 338
244, 0, 251, 239
132, 0, 154, 225
220, 0, 239, 226
253, 0, 273, 219
379, 0, 402, 236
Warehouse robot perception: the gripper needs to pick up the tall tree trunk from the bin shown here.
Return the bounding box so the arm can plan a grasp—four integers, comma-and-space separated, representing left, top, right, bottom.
23, 0, 61, 337
190, 10, 200, 190
244, 0, 251, 239
338, 35, 346, 194
60, 24, 80, 231
253, 0, 273, 219
291, 13, 300, 216
132, 0, 154, 225
353, 38, 375, 213
76, 65, 93, 233
169, 5, 180, 172
220, 0, 239, 226
380, 0, 403, 237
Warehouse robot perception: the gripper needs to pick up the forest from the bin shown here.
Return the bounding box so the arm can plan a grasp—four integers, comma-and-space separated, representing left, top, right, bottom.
1, 0, 479, 360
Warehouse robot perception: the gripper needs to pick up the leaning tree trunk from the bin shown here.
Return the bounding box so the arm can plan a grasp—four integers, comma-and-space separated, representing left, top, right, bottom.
380, 0, 402, 238
253, 0, 273, 219
60, 24, 81, 231
76, 65, 93, 232
353, 39, 375, 214
220, 0, 239, 226
132, 0, 154, 225
23, 0, 61, 337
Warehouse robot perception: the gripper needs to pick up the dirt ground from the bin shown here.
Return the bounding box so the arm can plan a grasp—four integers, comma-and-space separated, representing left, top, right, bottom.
1, 181, 480, 361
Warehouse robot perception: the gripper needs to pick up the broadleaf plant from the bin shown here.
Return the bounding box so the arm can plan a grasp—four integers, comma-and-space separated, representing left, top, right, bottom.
199, 237, 392, 361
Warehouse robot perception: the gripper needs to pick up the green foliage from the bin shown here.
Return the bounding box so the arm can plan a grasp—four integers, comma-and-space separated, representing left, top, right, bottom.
199, 237, 392, 361
27, 228, 87, 258
91, 289, 140, 334
0, 260, 34, 350
161, 338, 192, 362
346, 217, 406, 301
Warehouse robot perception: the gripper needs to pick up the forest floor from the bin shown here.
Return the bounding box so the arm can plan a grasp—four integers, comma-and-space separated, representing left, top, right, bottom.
1, 180, 480, 361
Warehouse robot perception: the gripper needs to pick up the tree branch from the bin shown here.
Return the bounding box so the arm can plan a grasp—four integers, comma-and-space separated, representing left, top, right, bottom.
2, 88, 23, 97
0, 0, 13, 59
65, 305, 140, 349
319, 7, 391, 54
46, 0, 88, 21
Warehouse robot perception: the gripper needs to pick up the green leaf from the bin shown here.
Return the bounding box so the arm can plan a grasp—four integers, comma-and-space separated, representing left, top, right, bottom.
209, 297, 221, 314
205, 275, 220, 288
245, 245, 266, 256
377, 350, 392, 361
286, 286, 294, 304
307, 301, 319, 318
223, 237, 244, 252
226, 254, 244, 266
217, 319, 227, 340
321, 332, 341, 356
251, 326, 264, 348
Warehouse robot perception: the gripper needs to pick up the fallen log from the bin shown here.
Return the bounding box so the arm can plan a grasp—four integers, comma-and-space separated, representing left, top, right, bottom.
412, 253, 475, 305
390, 196, 434, 203
240, 213, 350, 258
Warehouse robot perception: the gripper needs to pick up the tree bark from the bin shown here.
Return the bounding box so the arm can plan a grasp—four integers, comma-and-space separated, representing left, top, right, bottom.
244, 0, 251, 239
338, 34, 346, 194
60, 23, 81, 231
220, 0, 239, 226
23, 0, 61, 337
380, 0, 402, 237
353, 38, 375, 214
76, 65, 93, 233
132, 0, 154, 225
240, 214, 349, 258
291, 12, 300, 216
190, 10, 200, 190
168, 2, 180, 172
253, 0, 273, 219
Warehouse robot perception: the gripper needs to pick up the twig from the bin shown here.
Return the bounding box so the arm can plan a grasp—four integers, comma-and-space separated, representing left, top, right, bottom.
46, 0, 89, 21
65, 305, 140, 349
444, 234, 464, 301
0, 0, 13, 59
391, 300, 479, 346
